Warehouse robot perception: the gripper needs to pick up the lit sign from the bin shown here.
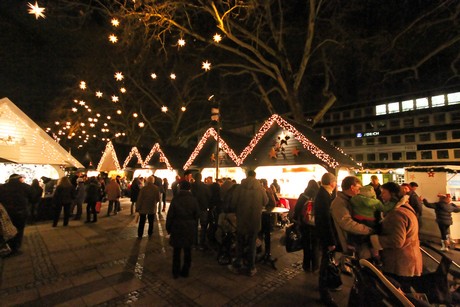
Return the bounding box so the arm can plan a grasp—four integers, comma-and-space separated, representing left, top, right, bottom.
356, 132, 379, 138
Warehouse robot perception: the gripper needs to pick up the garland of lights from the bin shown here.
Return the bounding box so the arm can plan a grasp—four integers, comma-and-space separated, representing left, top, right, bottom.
97, 141, 121, 171
239, 114, 340, 169
183, 128, 241, 170
142, 143, 173, 171
122, 146, 144, 169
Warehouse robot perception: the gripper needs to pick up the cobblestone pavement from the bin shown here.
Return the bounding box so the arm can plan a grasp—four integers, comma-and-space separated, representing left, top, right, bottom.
1, 198, 459, 306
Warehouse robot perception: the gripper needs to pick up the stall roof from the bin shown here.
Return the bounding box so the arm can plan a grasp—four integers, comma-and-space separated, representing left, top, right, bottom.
97, 141, 122, 172
0, 98, 84, 168
239, 114, 360, 171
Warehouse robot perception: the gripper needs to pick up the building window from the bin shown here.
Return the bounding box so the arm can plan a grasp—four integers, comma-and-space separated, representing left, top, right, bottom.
416, 97, 429, 109
344, 140, 352, 147
433, 113, 446, 123
421, 151, 433, 159
376, 104, 386, 115
367, 138, 375, 145
389, 119, 400, 127
418, 116, 430, 125
365, 107, 373, 115
333, 127, 341, 134
353, 109, 362, 117
391, 135, 401, 144
323, 114, 331, 122
354, 124, 363, 131
435, 132, 447, 141
419, 133, 431, 142
379, 153, 388, 161
355, 139, 363, 146
388, 102, 400, 113
367, 153, 376, 161
454, 150, 460, 159
355, 154, 364, 161
378, 136, 387, 144
452, 130, 460, 139
431, 95, 445, 107
343, 110, 351, 119
403, 118, 414, 128
405, 135, 415, 143
333, 141, 341, 147
447, 92, 460, 105
436, 150, 449, 159
333, 113, 340, 121
366, 122, 375, 130
392, 152, 402, 160
377, 121, 386, 129
406, 152, 417, 160
451, 111, 460, 122
323, 128, 331, 135
401, 100, 414, 111
343, 125, 351, 133
315, 129, 321, 135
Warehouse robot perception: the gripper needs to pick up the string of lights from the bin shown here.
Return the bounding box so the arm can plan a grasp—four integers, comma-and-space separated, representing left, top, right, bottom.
96, 141, 121, 171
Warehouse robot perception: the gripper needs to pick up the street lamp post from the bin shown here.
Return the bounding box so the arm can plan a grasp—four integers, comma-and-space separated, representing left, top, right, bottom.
209, 95, 220, 180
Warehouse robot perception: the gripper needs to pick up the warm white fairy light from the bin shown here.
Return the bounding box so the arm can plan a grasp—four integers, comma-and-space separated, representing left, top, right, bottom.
79, 100, 85, 106
183, 128, 241, 170
55, 121, 59, 125
151, 73, 157, 79
84, 105, 88, 109
111, 18, 120, 27
87, 108, 92, 112
89, 123, 95, 127
202, 61, 211, 71
170, 73, 176, 80
116, 110, 122, 114
120, 87, 127, 93
27, 2, 45, 19
88, 118, 93, 122
107, 115, 111, 119
114, 72, 124, 81
93, 118, 98, 122
181, 106, 186, 112
97, 141, 121, 171
178, 38, 186, 47
111, 95, 119, 102
96, 113, 101, 117
161, 106, 168, 113
96, 91, 103, 98
72, 107, 77, 112
133, 113, 138, 118
80, 123, 85, 126
142, 143, 173, 170
213, 33, 222, 43
79, 81, 87, 90
109, 34, 118, 43
138, 122, 145, 128
122, 147, 144, 169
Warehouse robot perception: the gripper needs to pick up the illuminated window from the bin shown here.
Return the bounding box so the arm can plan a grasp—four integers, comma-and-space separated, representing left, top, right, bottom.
388, 102, 400, 113
392, 152, 402, 160
401, 100, 414, 111
406, 152, 417, 160
447, 92, 460, 105
431, 95, 445, 107
415, 98, 429, 109
421, 151, 432, 159
379, 153, 388, 161
436, 150, 449, 159
376, 104, 386, 115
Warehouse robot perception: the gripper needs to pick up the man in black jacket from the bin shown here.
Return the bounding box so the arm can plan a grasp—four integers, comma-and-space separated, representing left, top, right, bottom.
314, 172, 339, 307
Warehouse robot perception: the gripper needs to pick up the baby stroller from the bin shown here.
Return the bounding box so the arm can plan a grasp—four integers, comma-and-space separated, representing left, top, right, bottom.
215, 213, 237, 265
346, 242, 460, 306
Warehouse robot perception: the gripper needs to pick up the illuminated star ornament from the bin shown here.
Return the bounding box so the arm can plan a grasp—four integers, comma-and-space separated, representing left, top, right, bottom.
178, 38, 186, 47
202, 61, 211, 71
28, 2, 45, 19
111, 18, 120, 27
109, 34, 118, 43
114, 72, 124, 81
95, 91, 103, 98
213, 34, 222, 43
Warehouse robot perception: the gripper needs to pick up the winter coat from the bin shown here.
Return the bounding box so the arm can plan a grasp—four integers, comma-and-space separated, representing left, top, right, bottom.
314, 186, 337, 248
191, 181, 211, 212
408, 191, 423, 217
105, 180, 121, 201
331, 191, 373, 258
0, 179, 34, 218
53, 184, 75, 206
166, 190, 200, 248
136, 182, 160, 215
85, 182, 101, 203
371, 201, 422, 277
75, 182, 86, 203
30, 184, 43, 204
231, 176, 268, 235
130, 181, 141, 203
423, 199, 460, 226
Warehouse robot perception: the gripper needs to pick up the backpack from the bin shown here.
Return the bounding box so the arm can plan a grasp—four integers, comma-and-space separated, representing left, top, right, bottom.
301, 199, 315, 225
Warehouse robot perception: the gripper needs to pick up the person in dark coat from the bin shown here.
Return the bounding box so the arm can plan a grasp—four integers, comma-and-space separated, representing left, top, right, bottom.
313, 173, 339, 307
29, 178, 43, 223
423, 193, 460, 251
0, 174, 34, 254
85, 177, 100, 223
130, 177, 141, 215
52, 176, 76, 227
161, 178, 169, 212
154, 175, 165, 215
191, 173, 211, 250
166, 180, 200, 279
293, 179, 320, 272
136, 176, 160, 238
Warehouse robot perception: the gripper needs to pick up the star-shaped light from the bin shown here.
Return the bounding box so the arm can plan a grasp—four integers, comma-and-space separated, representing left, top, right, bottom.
170, 73, 176, 80
72, 107, 78, 112
151, 73, 157, 79
213, 33, 222, 43
161, 106, 168, 113
202, 61, 211, 71
79, 81, 86, 90
28, 2, 45, 19
95, 91, 103, 98
79, 100, 86, 106
114, 72, 124, 81
111, 18, 120, 27
178, 38, 186, 47
269, 147, 277, 159
111, 95, 119, 102
109, 34, 118, 43
120, 87, 126, 93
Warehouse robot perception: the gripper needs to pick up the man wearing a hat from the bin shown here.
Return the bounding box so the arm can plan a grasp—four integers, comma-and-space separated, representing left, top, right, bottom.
0, 174, 34, 255
408, 182, 423, 228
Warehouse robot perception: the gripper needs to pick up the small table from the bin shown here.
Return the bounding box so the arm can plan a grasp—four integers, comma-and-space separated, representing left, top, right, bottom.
258, 207, 290, 269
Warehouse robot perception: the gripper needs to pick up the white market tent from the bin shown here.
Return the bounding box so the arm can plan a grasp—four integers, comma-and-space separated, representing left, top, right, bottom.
0, 97, 84, 168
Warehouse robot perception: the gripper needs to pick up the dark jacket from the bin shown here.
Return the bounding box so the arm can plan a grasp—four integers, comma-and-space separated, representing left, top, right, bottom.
130, 180, 141, 203
30, 184, 43, 204
0, 179, 34, 217
166, 190, 200, 248
423, 199, 460, 225
85, 181, 101, 203
408, 191, 423, 217
313, 186, 336, 248
191, 181, 211, 211
53, 185, 75, 206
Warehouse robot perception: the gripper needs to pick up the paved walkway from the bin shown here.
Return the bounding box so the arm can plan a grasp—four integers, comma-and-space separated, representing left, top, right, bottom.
1, 198, 459, 306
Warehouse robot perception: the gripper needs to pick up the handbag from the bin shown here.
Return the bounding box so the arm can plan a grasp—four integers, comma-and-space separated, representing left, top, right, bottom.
326, 251, 342, 289
95, 201, 102, 213
285, 223, 303, 253
0, 203, 18, 241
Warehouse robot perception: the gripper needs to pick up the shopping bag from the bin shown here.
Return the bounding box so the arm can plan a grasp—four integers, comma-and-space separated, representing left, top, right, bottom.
326, 251, 342, 289
285, 223, 302, 253
95, 201, 102, 213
